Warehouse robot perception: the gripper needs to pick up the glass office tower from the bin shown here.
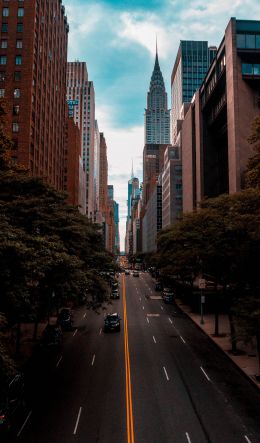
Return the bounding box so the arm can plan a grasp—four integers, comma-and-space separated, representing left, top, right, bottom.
171, 41, 216, 143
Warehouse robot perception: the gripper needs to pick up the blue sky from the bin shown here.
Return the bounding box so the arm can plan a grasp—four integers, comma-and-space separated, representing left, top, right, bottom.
63, 0, 260, 249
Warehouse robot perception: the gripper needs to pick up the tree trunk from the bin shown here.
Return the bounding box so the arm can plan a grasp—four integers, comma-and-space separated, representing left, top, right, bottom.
256, 332, 260, 377
33, 321, 39, 341
214, 292, 219, 336
228, 312, 237, 354
15, 322, 21, 355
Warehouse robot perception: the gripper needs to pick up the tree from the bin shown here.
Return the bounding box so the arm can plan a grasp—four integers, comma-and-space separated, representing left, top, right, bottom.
244, 115, 260, 189
157, 190, 260, 356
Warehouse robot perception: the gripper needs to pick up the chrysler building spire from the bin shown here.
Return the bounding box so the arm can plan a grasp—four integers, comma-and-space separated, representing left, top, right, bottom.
144, 47, 170, 144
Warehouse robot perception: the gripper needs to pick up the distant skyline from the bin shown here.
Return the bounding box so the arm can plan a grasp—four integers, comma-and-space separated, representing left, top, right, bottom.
63, 0, 260, 249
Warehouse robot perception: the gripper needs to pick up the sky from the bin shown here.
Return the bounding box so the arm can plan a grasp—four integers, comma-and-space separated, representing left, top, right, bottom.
63, 0, 260, 250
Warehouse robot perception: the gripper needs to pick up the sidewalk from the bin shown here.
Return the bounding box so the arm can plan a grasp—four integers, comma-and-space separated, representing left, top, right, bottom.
176, 299, 260, 390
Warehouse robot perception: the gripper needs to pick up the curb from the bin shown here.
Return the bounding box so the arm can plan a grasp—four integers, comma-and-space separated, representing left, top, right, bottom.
176, 301, 260, 393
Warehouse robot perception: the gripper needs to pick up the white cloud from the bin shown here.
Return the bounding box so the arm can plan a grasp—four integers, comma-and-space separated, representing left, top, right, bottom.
117, 12, 174, 59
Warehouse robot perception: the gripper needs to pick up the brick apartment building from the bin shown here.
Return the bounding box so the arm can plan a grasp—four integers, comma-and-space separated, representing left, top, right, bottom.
0, 0, 69, 190
64, 117, 86, 214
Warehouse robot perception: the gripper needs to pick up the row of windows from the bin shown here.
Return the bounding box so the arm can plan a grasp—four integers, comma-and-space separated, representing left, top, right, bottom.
2, 7, 24, 17
237, 33, 260, 49
1, 22, 24, 32
242, 63, 260, 76
1, 39, 22, 48
0, 71, 21, 81
0, 88, 21, 97
0, 55, 22, 65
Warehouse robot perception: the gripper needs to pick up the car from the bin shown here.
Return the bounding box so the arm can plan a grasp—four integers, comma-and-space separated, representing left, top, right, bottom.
162, 288, 175, 303
110, 289, 120, 299
57, 308, 73, 330
0, 374, 25, 438
133, 271, 139, 277
155, 281, 162, 291
104, 313, 121, 332
124, 269, 130, 275
41, 324, 62, 346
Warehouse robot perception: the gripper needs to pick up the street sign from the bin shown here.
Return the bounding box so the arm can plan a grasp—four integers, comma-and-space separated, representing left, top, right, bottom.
199, 278, 206, 289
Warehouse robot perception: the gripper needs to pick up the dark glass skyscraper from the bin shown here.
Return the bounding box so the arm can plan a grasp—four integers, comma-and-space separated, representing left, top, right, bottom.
171, 41, 216, 143
144, 49, 170, 144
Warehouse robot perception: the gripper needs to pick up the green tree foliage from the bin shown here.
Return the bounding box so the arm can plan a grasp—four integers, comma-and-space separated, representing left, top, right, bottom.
245, 115, 260, 189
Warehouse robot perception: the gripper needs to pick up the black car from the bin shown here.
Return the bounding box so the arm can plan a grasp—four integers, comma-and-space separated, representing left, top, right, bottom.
0, 374, 25, 438
162, 288, 175, 303
104, 313, 121, 332
41, 324, 62, 346
57, 308, 73, 329
124, 269, 130, 275
110, 289, 120, 299
155, 281, 162, 291
133, 271, 139, 277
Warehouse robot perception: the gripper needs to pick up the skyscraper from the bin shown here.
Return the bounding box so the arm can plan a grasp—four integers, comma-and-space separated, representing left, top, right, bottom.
171, 41, 216, 143
0, 0, 69, 190
144, 47, 170, 145
66, 63, 95, 218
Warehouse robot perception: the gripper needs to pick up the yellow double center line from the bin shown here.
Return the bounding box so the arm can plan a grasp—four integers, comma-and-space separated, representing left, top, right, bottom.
122, 275, 135, 443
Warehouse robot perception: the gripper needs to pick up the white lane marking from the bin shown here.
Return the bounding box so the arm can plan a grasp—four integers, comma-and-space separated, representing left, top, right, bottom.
163, 366, 170, 381
73, 328, 78, 337
200, 366, 210, 381
146, 317, 150, 324
139, 297, 141, 301
186, 432, 192, 443
83, 313, 86, 319
161, 306, 164, 311
245, 436, 252, 443
17, 411, 32, 437
142, 306, 145, 310
99, 328, 102, 335
73, 407, 82, 435
91, 354, 96, 366
56, 356, 62, 367
153, 336, 157, 344
168, 317, 173, 324
180, 336, 186, 344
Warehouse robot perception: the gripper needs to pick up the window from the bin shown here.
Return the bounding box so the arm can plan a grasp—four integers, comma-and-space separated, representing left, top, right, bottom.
14, 71, 21, 81
17, 23, 23, 32
1, 23, 8, 32
0, 56, 7, 65
14, 88, 20, 98
1, 40, 7, 48
0, 88, 5, 97
0, 71, 6, 81
16, 39, 22, 48
256, 35, 260, 49
17, 8, 24, 17
246, 34, 255, 49
2, 7, 9, 17
13, 105, 20, 115
12, 122, 19, 133
15, 55, 22, 65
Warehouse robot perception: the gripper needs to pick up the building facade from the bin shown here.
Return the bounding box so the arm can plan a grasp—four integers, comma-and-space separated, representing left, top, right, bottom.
64, 117, 86, 214
142, 183, 162, 253
181, 18, 260, 213
162, 146, 182, 228
171, 41, 216, 144
66, 62, 95, 218
0, 0, 69, 190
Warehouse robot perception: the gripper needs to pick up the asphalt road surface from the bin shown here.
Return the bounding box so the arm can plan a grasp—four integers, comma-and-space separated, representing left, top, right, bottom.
10, 272, 260, 443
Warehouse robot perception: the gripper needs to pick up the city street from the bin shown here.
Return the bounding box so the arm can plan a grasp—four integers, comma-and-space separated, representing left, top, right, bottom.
11, 272, 260, 443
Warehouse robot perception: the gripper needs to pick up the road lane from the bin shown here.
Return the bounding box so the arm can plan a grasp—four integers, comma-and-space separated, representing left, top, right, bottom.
126, 271, 260, 443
